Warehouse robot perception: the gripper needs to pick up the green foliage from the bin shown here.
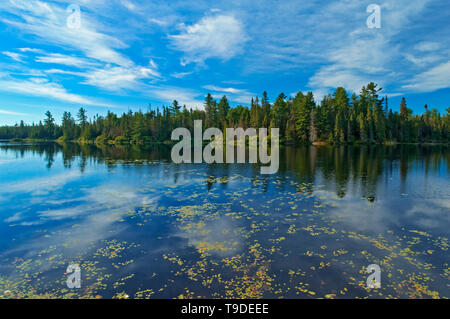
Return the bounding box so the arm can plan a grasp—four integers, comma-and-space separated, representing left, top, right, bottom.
293, 91, 313, 142
217, 96, 230, 130
0, 83, 449, 144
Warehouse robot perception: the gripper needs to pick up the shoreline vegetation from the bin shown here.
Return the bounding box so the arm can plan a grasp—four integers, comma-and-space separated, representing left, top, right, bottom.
5, 138, 449, 147
1, 83, 449, 146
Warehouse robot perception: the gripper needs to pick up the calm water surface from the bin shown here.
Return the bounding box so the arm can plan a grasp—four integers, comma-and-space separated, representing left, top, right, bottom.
0, 142, 448, 299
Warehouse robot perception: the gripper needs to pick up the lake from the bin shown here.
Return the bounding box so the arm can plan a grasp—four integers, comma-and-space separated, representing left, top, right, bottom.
0, 142, 448, 299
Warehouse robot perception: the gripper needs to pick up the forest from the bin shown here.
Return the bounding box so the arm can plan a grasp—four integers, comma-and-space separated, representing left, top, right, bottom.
0, 83, 449, 145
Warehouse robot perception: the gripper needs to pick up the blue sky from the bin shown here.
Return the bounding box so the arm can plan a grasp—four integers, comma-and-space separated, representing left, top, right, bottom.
0, 0, 449, 125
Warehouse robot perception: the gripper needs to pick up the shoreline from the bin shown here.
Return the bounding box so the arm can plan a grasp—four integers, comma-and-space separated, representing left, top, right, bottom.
3, 138, 449, 146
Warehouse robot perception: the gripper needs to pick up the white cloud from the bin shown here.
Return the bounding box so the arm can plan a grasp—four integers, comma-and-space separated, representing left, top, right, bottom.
0, 0, 168, 99
402, 61, 450, 93
203, 85, 247, 95
302, 0, 442, 95
309, 67, 377, 94
171, 71, 193, 79
18, 47, 44, 54
44, 69, 84, 76
83, 64, 160, 91
148, 18, 170, 26
0, 0, 447, 110
0, 109, 28, 116
120, 0, 136, 11
147, 86, 203, 109
169, 14, 248, 65
2, 51, 24, 62
7, 0, 55, 19
228, 0, 446, 96
35, 53, 99, 68
1, 1, 132, 67
404, 53, 442, 67
0, 76, 110, 107
415, 42, 441, 52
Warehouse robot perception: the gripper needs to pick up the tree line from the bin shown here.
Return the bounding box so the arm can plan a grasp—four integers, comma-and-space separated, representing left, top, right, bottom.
1, 82, 449, 144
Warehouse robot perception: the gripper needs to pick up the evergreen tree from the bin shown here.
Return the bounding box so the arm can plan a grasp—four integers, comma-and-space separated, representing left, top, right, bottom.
44, 111, 55, 139
294, 91, 315, 142
271, 93, 289, 136
205, 93, 214, 128
0, 82, 448, 145
261, 91, 271, 128
218, 96, 230, 130
61, 112, 75, 140
250, 97, 260, 128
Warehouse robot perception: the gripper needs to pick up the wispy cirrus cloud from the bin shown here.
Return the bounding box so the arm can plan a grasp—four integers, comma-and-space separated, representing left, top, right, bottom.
0, 0, 131, 67
0, 0, 448, 121
18, 47, 45, 54
402, 61, 450, 93
203, 85, 248, 95
0, 0, 161, 96
2, 51, 25, 62
0, 109, 28, 116
236, 0, 448, 98
0, 75, 112, 107
35, 53, 100, 68
303, 0, 433, 95
171, 71, 193, 79
146, 85, 204, 109
120, 0, 137, 12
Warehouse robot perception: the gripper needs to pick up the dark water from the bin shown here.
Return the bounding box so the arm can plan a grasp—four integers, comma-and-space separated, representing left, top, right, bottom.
0, 142, 448, 299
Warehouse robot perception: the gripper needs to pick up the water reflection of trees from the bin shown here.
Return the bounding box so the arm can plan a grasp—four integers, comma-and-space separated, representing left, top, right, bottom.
0, 142, 172, 170
0, 143, 448, 199
283, 145, 449, 199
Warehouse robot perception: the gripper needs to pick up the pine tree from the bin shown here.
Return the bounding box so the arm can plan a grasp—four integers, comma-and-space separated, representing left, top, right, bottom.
62, 112, 75, 140
294, 91, 315, 142
261, 91, 271, 128
358, 113, 368, 143
309, 108, 318, 143
366, 106, 375, 143
205, 93, 214, 128
44, 111, 55, 139
399, 97, 408, 142
272, 93, 288, 135
250, 97, 260, 128
77, 108, 87, 126
347, 114, 354, 143
218, 96, 230, 130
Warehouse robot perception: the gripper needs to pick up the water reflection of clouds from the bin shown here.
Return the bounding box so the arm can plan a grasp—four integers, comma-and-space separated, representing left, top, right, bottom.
4, 211, 24, 223
1, 171, 84, 197
405, 199, 450, 230
8, 183, 159, 224
175, 215, 244, 258
315, 190, 450, 234
0, 171, 88, 224
0, 159, 16, 165
2, 183, 161, 276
